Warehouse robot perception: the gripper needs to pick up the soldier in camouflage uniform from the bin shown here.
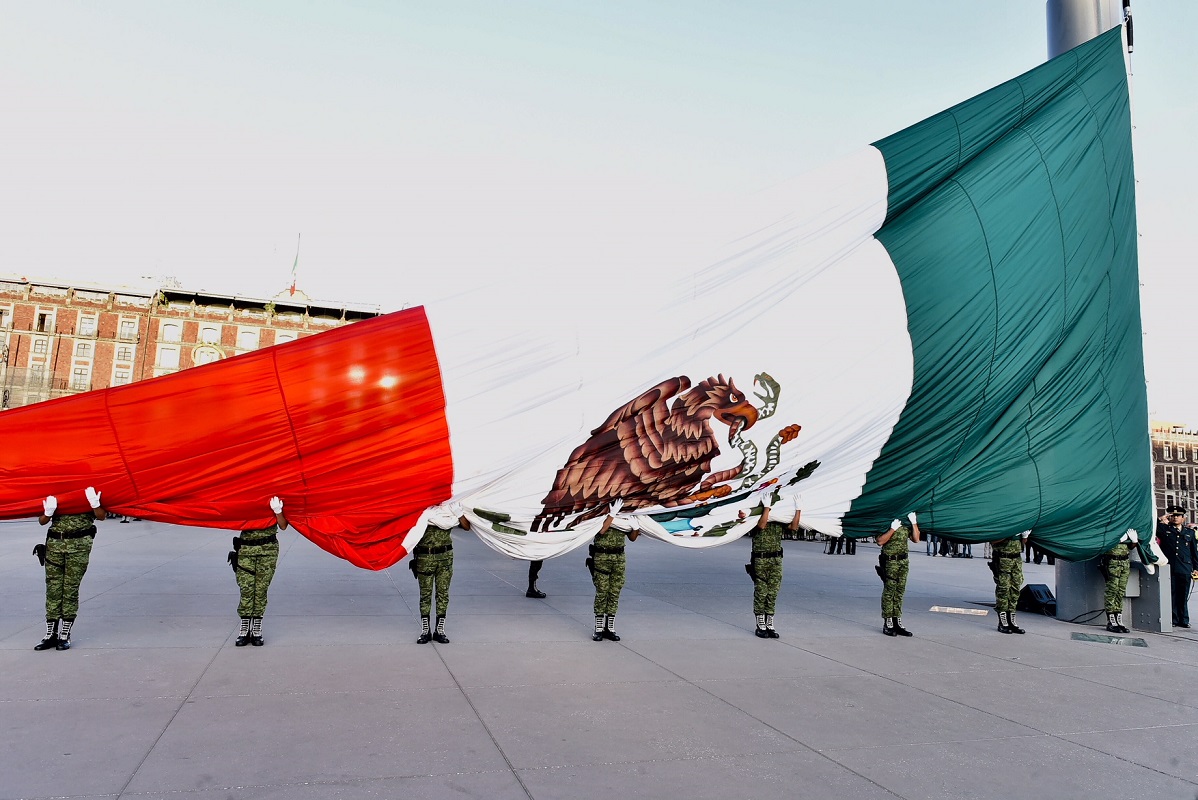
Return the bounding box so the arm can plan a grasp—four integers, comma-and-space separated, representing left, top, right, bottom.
34, 487, 107, 651
589, 500, 639, 641
877, 512, 920, 636
1100, 529, 1137, 633
412, 504, 470, 644
229, 496, 288, 647
991, 533, 1026, 634
747, 498, 800, 638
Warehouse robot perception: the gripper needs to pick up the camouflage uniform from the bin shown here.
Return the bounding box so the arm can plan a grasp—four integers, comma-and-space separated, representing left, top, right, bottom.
591, 526, 627, 617
879, 524, 911, 621
44, 512, 97, 621
414, 524, 454, 619
748, 519, 785, 637
233, 524, 281, 618
992, 536, 1025, 633
1102, 542, 1131, 613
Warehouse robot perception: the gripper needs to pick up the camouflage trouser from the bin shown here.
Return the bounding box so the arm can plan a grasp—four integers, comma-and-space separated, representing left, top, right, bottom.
752, 556, 783, 615
592, 553, 626, 616
45, 537, 93, 620
1104, 559, 1130, 613
416, 553, 453, 618
994, 557, 1023, 613
880, 558, 908, 619
235, 543, 279, 618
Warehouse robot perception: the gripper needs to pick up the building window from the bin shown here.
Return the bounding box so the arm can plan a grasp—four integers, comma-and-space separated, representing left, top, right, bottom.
76, 342, 92, 358
1165, 467, 1175, 489
119, 319, 138, 340
116, 346, 133, 362
161, 323, 181, 343
1182, 473, 1189, 491
113, 369, 131, 386
29, 364, 46, 385
1164, 444, 1172, 460
194, 347, 221, 366
200, 326, 220, 344
1180, 445, 1188, 463
71, 367, 90, 391
157, 347, 179, 368
78, 316, 97, 336
0, 308, 9, 328
275, 331, 297, 345
237, 329, 259, 351
32, 338, 48, 355
36, 312, 53, 332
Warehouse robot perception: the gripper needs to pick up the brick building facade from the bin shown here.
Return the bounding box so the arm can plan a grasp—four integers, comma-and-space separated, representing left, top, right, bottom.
1151, 420, 1198, 523
0, 278, 380, 409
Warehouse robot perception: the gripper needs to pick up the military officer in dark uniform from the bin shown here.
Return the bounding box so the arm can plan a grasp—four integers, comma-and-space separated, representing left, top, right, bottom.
35, 486, 107, 651
589, 500, 638, 641
877, 512, 920, 636
1099, 529, 1138, 633
1156, 505, 1198, 628
412, 503, 470, 644
230, 496, 288, 646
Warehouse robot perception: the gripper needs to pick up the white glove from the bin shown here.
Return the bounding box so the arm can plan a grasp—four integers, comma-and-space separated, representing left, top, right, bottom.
758, 490, 774, 510
1020, 530, 1032, 540
85, 487, 101, 509
890, 519, 902, 530
447, 501, 466, 518
43, 495, 57, 516
269, 496, 284, 514
609, 499, 623, 515
1126, 529, 1139, 543
907, 512, 917, 524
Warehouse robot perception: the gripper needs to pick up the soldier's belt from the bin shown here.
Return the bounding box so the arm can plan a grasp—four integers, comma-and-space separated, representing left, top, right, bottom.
47, 525, 97, 541
592, 546, 625, 555
880, 552, 908, 562
234, 534, 278, 549
751, 550, 784, 560
1106, 554, 1129, 561
996, 552, 1022, 559
413, 544, 452, 555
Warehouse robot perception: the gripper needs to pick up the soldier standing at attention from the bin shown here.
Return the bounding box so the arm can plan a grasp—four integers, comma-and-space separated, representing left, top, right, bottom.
877, 512, 919, 637
229, 496, 288, 647
747, 496, 800, 638
589, 500, 638, 641
1155, 505, 1198, 628
991, 532, 1026, 634
413, 503, 469, 644
1099, 530, 1138, 633
34, 487, 106, 651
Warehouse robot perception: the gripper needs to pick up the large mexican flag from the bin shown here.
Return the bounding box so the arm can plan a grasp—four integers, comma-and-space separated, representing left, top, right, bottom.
0, 27, 1147, 568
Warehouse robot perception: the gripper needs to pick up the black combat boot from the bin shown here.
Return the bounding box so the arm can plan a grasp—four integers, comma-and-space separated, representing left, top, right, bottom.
997, 611, 1013, 634
1105, 612, 1120, 633
55, 618, 74, 650
1007, 612, 1025, 634
1114, 612, 1130, 634
754, 614, 770, 638
601, 615, 621, 641
249, 617, 264, 646
893, 617, 913, 637
765, 614, 780, 639
883, 617, 897, 636
416, 616, 432, 644
526, 581, 546, 599
34, 619, 59, 651
235, 617, 251, 646
593, 614, 605, 641
433, 616, 450, 644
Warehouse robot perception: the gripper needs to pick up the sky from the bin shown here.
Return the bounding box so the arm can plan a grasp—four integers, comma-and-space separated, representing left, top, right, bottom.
0, 1, 1194, 421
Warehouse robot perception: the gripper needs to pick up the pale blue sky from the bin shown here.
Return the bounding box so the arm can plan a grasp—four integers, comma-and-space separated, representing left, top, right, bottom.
0, 1, 1193, 419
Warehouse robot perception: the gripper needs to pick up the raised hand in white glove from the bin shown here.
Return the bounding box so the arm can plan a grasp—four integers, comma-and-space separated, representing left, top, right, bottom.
907, 512, 917, 524
269, 496, 284, 514
609, 499, 624, 516
43, 495, 57, 517
1020, 530, 1032, 540
890, 519, 902, 530
85, 487, 101, 509
1126, 529, 1139, 543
